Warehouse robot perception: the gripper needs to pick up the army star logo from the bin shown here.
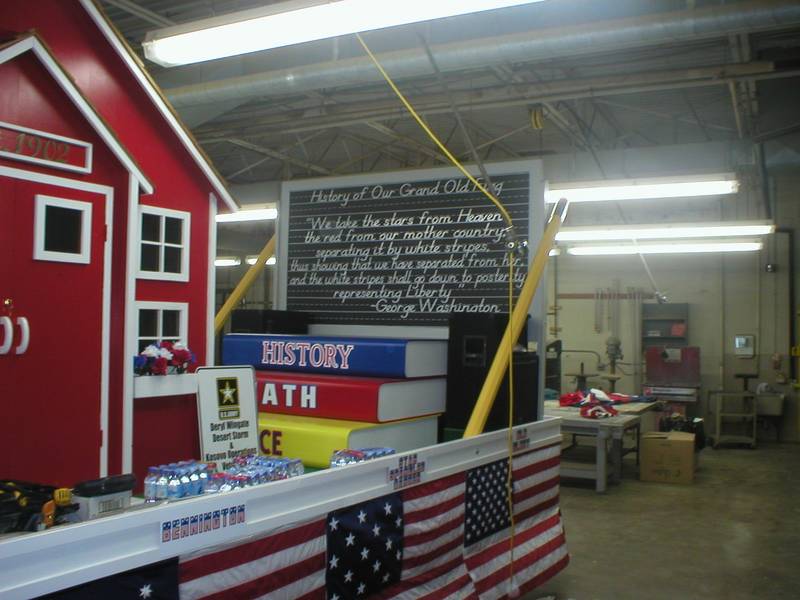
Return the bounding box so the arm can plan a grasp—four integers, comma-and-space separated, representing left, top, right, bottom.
216, 377, 240, 419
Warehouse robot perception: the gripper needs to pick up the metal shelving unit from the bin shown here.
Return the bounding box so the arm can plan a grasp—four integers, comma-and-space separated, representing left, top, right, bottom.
642, 302, 689, 348
710, 391, 757, 448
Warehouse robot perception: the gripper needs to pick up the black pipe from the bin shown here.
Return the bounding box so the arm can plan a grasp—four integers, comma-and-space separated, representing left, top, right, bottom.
757, 143, 772, 221
776, 228, 796, 380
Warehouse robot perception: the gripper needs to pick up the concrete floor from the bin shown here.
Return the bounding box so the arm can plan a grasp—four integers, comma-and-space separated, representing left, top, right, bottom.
527, 442, 800, 600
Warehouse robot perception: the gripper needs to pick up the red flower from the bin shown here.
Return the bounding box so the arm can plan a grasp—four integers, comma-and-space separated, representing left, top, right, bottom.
160, 341, 174, 353
172, 348, 191, 365
151, 356, 168, 375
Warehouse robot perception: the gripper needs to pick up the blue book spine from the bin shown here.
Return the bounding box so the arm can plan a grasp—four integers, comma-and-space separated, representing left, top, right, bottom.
222, 334, 414, 377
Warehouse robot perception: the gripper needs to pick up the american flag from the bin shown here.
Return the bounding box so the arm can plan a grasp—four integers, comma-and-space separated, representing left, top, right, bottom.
41, 559, 179, 599
178, 442, 567, 599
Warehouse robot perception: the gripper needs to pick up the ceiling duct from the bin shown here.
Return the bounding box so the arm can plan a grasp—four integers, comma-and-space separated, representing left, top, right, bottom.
163, 0, 800, 108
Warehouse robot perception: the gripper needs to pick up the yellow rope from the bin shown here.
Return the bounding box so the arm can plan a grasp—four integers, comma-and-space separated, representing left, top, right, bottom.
506, 254, 517, 591
355, 33, 513, 227
355, 31, 519, 591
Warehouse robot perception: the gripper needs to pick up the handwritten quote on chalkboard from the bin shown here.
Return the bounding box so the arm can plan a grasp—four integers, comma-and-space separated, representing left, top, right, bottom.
285, 173, 531, 325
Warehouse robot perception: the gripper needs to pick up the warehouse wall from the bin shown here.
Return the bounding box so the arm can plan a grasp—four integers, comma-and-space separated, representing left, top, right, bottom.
219, 141, 800, 441
544, 142, 798, 442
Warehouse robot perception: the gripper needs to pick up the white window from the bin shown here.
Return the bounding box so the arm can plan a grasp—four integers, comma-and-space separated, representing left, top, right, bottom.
137, 206, 190, 281
33, 195, 92, 264
136, 301, 188, 353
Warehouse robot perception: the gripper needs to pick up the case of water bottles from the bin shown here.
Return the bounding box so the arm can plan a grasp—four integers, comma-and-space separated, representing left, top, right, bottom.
143, 455, 305, 503
329, 447, 396, 467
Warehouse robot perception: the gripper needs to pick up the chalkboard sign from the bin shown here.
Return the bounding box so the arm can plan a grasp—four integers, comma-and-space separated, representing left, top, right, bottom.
280, 164, 540, 326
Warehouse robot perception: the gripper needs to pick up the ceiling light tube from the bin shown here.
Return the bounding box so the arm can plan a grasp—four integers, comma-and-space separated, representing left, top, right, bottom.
546, 174, 739, 204
214, 257, 242, 267
144, 0, 548, 66
567, 240, 763, 256
555, 220, 774, 242
245, 255, 277, 266
216, 208, 277, 223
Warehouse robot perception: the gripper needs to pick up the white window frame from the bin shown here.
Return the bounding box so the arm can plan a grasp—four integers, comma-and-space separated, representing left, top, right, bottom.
136, 301, 189, 352
137, 205, 190, 282
33, 194, 93, 264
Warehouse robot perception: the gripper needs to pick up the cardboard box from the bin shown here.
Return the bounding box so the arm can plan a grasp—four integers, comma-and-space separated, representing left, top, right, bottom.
640, 431, 695, 484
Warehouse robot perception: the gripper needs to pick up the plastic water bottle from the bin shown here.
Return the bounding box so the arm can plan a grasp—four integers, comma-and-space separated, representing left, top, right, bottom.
197, 463, 209, 493
167, 470, 182, 500
218, 474, 233, 493
143, 467, 159, 503
189, 468, 201, 496
155, 468, 169, 500
203, 472, 221, 494
179, 468, 192, 497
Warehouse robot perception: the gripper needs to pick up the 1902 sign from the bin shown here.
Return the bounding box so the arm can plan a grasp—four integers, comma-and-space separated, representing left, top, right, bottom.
281, 166, 536, 326
0, 121, 92, 173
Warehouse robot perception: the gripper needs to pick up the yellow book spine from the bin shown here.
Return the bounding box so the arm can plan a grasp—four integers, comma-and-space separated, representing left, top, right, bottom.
258, 413, 371, 468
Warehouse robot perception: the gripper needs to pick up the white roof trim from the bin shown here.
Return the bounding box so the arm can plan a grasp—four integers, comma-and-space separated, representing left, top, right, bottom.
0, 36, 153, 194
80, 0, 237, 211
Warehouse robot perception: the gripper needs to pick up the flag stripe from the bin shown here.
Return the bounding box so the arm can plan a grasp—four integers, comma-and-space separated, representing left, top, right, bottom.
511, 443, 561, 465
200, 552, 325, 600
470, 528, 566, 595
403, 472, 465, 501
179, 532, 325, 599
433, 573, 479, 600
404, 520, 462, 560
292, 586, 326, 600
514, 553, 571, 599
179, 518, 325, 582
467, 520, 563, 584
388, 562, 477, 600
404, 482, 464, 517
515, 494, 561, 524
514, 464, 560, 492
459, 503, 560, 562
375, 556, 465, 598
403, 544, 464, 580
253, 569, 325, 600
462, 513, 561, 571
514, 481, 559, 513
483, 544, 570, 600
407, 492, 464, 525
512, 455, 561, 481
405, 498, 464, 539
513, 476, 560, 504
404, 534, 463, 570
405, 508, 463, 547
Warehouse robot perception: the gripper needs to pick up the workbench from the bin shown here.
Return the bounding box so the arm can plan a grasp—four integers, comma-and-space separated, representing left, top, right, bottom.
544, 400, 659, 492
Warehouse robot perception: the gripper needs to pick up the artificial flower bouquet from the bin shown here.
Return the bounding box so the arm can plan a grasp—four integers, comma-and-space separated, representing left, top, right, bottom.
134, 341, 196, 376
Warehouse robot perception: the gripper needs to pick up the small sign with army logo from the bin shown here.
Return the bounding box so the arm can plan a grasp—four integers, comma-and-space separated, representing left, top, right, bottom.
196, 367, 259, 470
217, 377, 240, 419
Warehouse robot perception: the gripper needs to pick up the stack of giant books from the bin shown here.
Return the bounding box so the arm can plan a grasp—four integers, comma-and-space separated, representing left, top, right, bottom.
222, 334, 447, 468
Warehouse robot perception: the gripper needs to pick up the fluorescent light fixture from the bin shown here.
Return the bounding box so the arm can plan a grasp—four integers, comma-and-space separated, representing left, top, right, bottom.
567, 240, 763, 256
546, 174, 739, 204
246, 255, 277, 266
214, 257, 242, 267
548, 248, 561, 256
143, 0, 547, 66
216, 208, 277, 223
556, 220, 774, 242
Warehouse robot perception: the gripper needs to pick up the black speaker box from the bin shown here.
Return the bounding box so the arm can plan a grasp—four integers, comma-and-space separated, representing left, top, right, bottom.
445, 314, 539, 433
230, 309, 310, 334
